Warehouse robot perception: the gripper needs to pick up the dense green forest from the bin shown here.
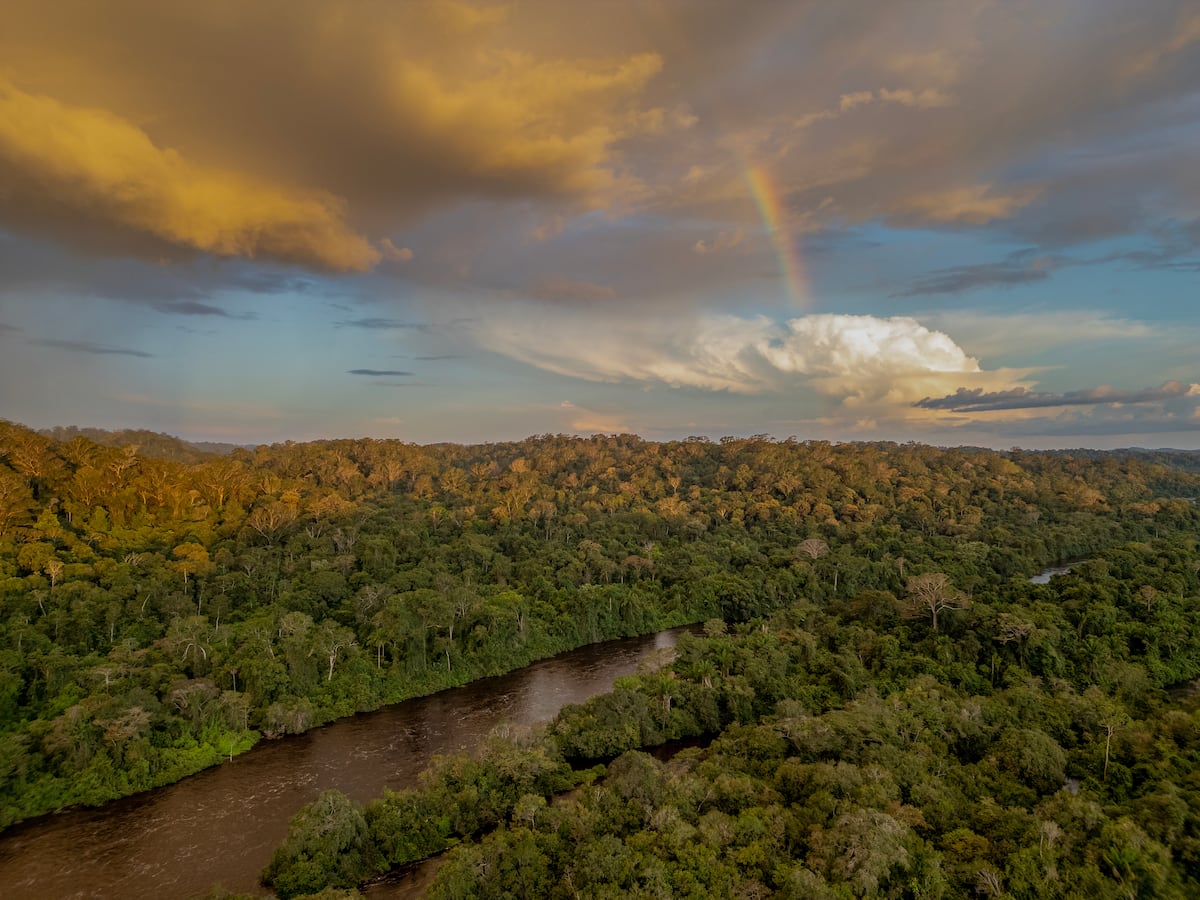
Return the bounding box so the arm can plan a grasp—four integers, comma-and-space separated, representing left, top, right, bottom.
265, 535, 1200, 898
1, 418, 1198, 857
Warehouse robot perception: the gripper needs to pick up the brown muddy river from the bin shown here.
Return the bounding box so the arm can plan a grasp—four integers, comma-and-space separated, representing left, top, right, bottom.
0, 627, 693, 899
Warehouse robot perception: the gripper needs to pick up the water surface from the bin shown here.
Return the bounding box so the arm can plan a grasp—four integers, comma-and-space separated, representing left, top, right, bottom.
1029, 563, 1078, 584
0, 627, 692, 899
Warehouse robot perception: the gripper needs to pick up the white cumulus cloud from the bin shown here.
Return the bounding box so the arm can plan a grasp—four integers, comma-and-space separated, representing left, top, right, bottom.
473, 309, 1029, 413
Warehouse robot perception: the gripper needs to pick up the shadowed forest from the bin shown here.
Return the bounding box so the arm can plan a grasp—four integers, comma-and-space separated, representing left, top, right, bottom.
2, 421, 1199, 898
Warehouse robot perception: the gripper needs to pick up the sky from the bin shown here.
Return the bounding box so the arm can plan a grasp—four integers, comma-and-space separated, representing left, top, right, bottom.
0, 0, 1198, 449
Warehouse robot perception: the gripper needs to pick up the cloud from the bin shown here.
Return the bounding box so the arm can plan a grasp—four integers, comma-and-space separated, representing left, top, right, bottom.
923, 310, 1161, 360
1, 1, 1196, 451
531, 215, 566, 242
905, 376, 1200, 444
0, 1, 677, 272
877, 87, 954, 109
922, 391, 1200, 442
693, 229, 744, 255
0, 230, 322, 314
0, 322, 20, 333
1107, 249, 1200, 273
837, 91, 875, 114
895, 249, 1061, 297
558, 400, 632, 435
385, 50, 665, 202
901, 226, 1200, 299
915, 381, 1200, 413
1119, 10, 1200, 82
651, 2, 1198, 261
1095, 219, 1200, 273
147, 300, 256, 319
895, 184, 1040, 226
530, 277, 617, 303
380, 239, 414, 262
794, 85, 955, 129
347, 368, 414, 377
34, 338, 154, 357
2, 0, 1197, 297
335, 317, 431, 332
475, 309, 1028, 408
0, 77, 379, 271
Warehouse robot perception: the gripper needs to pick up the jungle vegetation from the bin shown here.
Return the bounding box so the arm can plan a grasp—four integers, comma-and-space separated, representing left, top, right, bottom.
267, 539, 1200, 899
0, 417, 1197, 882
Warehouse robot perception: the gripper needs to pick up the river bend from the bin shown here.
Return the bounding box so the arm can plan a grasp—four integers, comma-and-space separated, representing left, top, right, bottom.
0, 627, 692, 899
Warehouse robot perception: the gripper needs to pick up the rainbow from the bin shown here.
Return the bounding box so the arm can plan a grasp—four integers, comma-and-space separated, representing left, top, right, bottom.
742, 162, 809, 307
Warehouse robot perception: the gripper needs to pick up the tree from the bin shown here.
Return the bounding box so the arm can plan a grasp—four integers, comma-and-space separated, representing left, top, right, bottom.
313, 621, 356, 682
796, 538, 829, 561
0, 468, 35, 536
244, 501, 298, 544
901, 573, 970, 633
808, 808, 913, 896
262, 789, 375, 897
167, 679, 220, 731
1079, 687, 1129, 784
171, 543, 213, 591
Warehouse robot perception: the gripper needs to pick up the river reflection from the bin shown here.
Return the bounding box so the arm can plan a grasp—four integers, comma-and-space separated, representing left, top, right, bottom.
0, 626, 695, 899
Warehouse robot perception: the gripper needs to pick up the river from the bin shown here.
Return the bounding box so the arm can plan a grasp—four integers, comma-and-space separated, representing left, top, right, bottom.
1029, 564, 1075, 584
1029, 559, 1093, 584
0, 626, 694, 899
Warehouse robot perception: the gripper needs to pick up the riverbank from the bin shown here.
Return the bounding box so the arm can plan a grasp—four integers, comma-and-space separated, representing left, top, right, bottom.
0, 598, 708, 834
0, 625, 699, 899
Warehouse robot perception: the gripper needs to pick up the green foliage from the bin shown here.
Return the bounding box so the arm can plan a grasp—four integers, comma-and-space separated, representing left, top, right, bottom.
262, 790, 373, 898
421, 531, 1200, 898
261, 727, 578, 890
4, 416, 1200, 900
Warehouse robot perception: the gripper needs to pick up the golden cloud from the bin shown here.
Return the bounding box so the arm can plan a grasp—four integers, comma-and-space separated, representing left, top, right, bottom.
0, 0, 1192, 282
559, 401, 632, 435
898, 184, 1040, 225
387, 51, 663, 196
0, 1, 671, 269
380, 240, 415, 262
0, 78, 379, 271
